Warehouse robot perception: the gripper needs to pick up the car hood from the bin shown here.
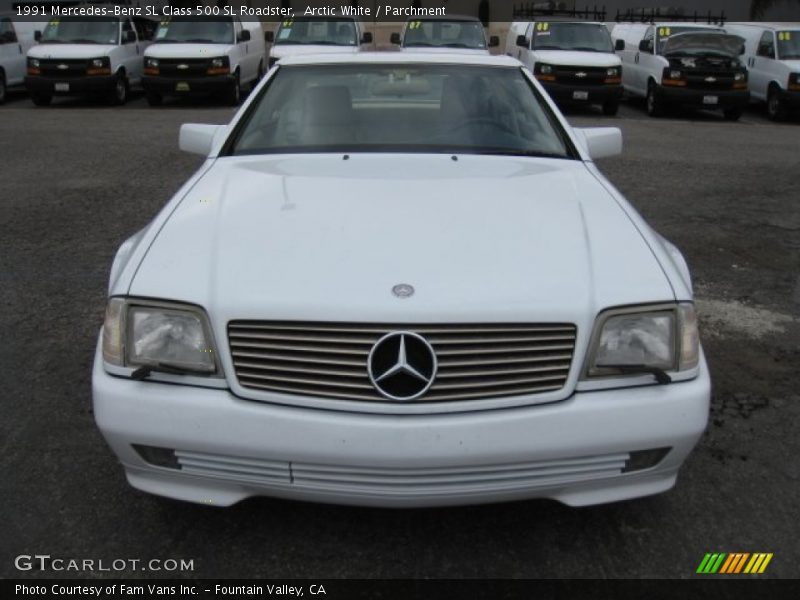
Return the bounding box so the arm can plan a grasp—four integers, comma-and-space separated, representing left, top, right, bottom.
28, 44, 117, 59
402, 46, 490, 55
145, 43, 234, 59
663, 33, 744, 57
129, 155, 674, 324
270, 44, 360, 59
531, 50, 621, 67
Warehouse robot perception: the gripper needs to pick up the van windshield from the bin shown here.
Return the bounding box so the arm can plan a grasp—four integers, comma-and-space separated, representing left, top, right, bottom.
403, 20, 487, 49
155, 17, 234, 44
274, 19, 358, 46
776, 30, 800, 59
532, 23, 613, 53
225, 64, 574, 160
40, 17, 118, 45
663, 33, 744, 58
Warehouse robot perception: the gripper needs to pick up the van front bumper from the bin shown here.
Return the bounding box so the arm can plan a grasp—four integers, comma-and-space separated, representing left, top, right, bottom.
24, 75, 116, 95
656, 85, 749, 109
142, 74, 234, 96
92, 341, 710, 508
539, 82, 623, 105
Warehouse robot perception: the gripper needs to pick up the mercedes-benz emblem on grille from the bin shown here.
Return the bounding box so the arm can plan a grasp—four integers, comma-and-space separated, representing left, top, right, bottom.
391, 283, 414, 298
368, 332, 437, 400
575, 71, 587, 78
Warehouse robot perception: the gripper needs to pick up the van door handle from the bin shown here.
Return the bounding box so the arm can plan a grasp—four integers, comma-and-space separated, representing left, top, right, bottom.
635, 52, 639, 64
19, 43, 23, 54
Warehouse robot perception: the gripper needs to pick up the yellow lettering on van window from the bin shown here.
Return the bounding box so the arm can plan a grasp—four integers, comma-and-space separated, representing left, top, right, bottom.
778, 31, 791, 41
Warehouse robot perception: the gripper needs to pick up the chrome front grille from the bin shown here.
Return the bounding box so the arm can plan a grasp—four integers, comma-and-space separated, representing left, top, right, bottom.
229, 321, 577, 403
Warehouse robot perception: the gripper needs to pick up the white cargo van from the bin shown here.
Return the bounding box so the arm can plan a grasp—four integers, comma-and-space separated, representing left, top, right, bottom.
25, 15, 155, 106
726, 22, 800, 120
142, 16, 265, 106
0, 14, 39, 103
265, 18, 372, 69
508, 19, 624, 115
390, 16, 499, 54
612, 22, 749, 120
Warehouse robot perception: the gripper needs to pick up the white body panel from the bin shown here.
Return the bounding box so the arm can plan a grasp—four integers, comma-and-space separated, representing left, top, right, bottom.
0, 16, 38, 87
94, 52, 708, 508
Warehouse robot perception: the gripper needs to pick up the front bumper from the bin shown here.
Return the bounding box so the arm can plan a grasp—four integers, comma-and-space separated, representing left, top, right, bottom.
656, 85, 749, 110
142, 74, 233, 96
539, 81, 623, 105
24, 75, 116, 95
92, 340, 710, 508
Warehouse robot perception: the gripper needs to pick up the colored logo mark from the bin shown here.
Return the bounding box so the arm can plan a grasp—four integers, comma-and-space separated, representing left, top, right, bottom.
697, 553, 773, 574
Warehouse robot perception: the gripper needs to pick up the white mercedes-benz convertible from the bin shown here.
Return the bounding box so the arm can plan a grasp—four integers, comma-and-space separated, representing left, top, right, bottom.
93, 53, 710, 508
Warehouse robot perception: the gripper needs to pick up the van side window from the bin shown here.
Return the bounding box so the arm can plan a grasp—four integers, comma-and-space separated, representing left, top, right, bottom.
757, 31, 775, 58
0, 18, 17, 43
642, 27, 654, 53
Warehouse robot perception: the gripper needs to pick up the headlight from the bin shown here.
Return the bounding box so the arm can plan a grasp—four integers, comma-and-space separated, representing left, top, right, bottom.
28, 58, 40, 68
669, 69, 682, 79
584, 303, 699, 381
734, 72, 746, 81
210, 57, 225, 68
538, 64, 553, 74
606, 67, 620, 77
102, 298, 218, 375
207, 56, 230, 75
91, 58, 105, 68
86, 56, 111, 75
145, 57, 159, 69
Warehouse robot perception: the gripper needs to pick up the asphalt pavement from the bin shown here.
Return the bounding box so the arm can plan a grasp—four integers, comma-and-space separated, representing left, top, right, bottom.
1, 89, 799, 579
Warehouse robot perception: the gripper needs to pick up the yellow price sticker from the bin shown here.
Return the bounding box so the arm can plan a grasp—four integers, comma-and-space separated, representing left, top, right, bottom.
282, 19, 293, 27
659, 27, 672, 36
409, 21, 422, 29
778, 31, 792, 41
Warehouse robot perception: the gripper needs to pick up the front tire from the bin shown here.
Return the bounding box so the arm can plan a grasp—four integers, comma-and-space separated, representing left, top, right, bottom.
602, 99, 619, 116
723, 107, 743, 121
225, 70, 241, 106
31, 91, 52, 106
766, 87, 787, 121
145, 91, 163, 107
646, 81, 664, 117
109, 73, 128, 106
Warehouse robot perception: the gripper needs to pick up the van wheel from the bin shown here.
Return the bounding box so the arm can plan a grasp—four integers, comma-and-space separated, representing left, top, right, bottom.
0, 72, 7, 104
767, 87, 787, 121
31, 92, 52, 106
723, 107, 743, 121
145, 92, 163, 107
109, 73, 128, 106
602, 100, 619, 116
252, 60, 264, 92
646, 82, 664, 117
225, 71, 241, 106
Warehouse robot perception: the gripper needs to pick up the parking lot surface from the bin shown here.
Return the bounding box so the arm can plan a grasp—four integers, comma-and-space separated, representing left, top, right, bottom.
1, 91, 799, 579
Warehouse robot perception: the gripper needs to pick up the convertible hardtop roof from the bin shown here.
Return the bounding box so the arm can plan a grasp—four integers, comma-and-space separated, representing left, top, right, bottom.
277, 52, 522, 67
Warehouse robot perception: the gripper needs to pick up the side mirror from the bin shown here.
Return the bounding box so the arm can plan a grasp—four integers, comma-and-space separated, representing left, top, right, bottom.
516, 34, 528, 48
34, 30, 41, 42
638, 39, 653, 53
124, 30, 136, 43
615, 39, 625, 51
390, 32, 401, 45
488, 35, 499, 48
574, 127, 623, 160
265, 30, 274, 43
739, 44, 746, 55
238, 29, 250, 42
361, 31, 373, 44
179, 123, 224, 156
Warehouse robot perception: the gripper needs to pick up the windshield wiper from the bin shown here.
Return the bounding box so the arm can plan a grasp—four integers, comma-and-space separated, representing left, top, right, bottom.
596, 364, 673, 385
131, 362, 209, 380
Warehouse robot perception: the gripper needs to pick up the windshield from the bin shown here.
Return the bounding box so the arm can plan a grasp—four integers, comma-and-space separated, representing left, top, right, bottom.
655, 26, 720, 53
777, 30, 800, 60
275, 19, 357, 46
155, 16, 234, 44
663, 32, 743, 57
531, 22, 613, 52
226, 64, 573, 159
403, 20, 487, 49
41, 17, 119, 45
